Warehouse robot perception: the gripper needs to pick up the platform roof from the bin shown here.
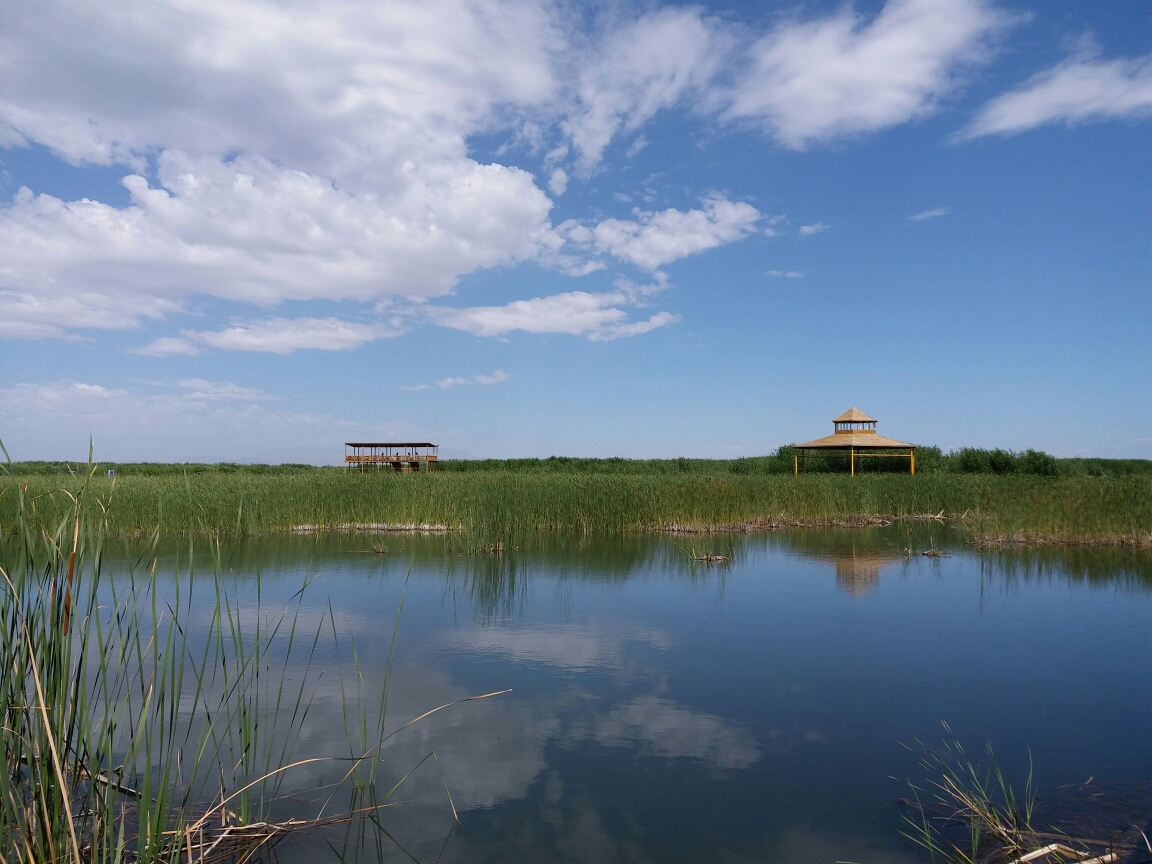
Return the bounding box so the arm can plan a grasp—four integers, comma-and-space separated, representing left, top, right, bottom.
345, 442, 437, 448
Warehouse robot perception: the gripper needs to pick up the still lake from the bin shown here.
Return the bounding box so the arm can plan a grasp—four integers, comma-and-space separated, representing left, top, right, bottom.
125, 526, 1151, 863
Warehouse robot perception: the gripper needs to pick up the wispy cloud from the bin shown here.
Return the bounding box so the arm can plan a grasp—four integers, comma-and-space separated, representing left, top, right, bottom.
908, 206, 949, 221
403, 370, 511, 391
135, 317, 401, 356
412, 370, 512, 390
766, 270, 803, 278
0, 379, 420, 462
799, 222, 829, 236
427, 291, 677, 341
960, 49, 1152, 139
177, 379, 278, 401
723, 0, 1008, 149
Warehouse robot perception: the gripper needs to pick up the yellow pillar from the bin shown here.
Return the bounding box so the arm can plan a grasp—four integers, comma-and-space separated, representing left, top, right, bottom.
850, 448, 855, 476
794, 453, 799, 475
910, 449, 915, 476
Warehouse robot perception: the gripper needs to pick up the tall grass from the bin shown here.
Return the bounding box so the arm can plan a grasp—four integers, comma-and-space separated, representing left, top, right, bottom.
0, 457, 489, 862
899, 730, 1134, 864
3, 471, 1149, 545
901, 733, 1036, 864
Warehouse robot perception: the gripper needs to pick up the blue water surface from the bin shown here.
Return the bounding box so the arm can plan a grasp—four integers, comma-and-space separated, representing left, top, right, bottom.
129, 527, 1151, 863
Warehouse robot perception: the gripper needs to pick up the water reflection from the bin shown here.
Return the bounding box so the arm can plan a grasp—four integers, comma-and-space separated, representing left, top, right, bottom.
103, 527, 1151, 863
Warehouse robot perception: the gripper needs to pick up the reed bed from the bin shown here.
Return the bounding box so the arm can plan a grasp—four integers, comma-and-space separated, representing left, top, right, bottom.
3, 471, 1148, 546
0, 461, 487, 863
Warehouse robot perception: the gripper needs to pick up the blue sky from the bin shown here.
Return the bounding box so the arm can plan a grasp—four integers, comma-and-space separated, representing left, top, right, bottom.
0, 0, 1149, 462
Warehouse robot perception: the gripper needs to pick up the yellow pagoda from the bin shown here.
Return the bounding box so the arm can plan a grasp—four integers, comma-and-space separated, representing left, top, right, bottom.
794, 408, 915, 475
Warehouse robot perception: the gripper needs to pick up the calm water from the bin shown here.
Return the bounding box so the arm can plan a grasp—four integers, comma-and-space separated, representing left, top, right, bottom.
119, 527, 1151, 863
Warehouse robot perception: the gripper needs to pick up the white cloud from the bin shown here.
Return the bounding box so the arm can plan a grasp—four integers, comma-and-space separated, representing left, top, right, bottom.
548, 168, 568, 196
0, 0, 563, 339
0, 379, 418, 462
0, 0, 1021, 345
0, 281, 181, 339
136, 336, 199, 357
766, 270, 803, 278
437, 370, 509, 389
473, 370, 509, 386
762, 214, 788, 237
799, 222, 829, 236
908, 206, 949, 220
562, 8, 732, 174
563, 196, 762, 271
0, 0, 559, 171
625, 136, 649, 158
0, 152, 556, 337
136, 316, 399, 356
427, 291, 677, 341
960, 51, 1152, 139
177, 378, 278, 401
725, 0, 1005, 148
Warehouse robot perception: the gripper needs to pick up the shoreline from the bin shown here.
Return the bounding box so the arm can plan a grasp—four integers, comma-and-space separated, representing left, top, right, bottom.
279, 517, 1150, 548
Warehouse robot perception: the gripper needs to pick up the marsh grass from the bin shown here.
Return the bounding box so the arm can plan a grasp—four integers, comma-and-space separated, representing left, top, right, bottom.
0, 452, 500, 863
3, 470, 1148, 547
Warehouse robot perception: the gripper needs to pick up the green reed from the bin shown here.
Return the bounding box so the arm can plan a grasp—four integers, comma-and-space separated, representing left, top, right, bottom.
3, 470, 1149, 546
0, 456, 479, 863
897, 728, 1134, 864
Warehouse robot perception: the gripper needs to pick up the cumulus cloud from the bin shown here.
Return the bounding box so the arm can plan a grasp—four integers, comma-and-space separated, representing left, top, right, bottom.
427, 291, 677, 341
0, 0, 561, 339
908, 206, 949, 220
0, 0, 1022, 344
799, 222, 830, 236
562, 197, 761, 271
0, 152, 555, 335
0, 0, 558, 171
724, 0, 1005, 148
960, 50, 1152, 139
136, 317, 400, 356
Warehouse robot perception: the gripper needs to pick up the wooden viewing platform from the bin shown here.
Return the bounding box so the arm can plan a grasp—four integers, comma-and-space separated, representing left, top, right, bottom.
345, 442, 439, 472
794, 408, 915, 475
